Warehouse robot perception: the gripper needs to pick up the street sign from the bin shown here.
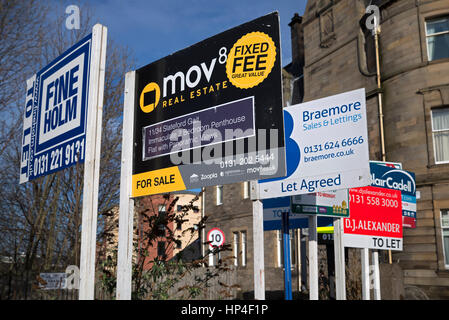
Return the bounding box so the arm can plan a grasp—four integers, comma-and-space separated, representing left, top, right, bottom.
38, 273, 67, 290
291, 189, 350, 218
369, 162, 416, 228
207, 228, 225, 248
318, 232, 334, 245
370, 160, 402, 169
131, 12, 285, 197
343, 186, 403, 251
263, 196, 333, 231
20, 25, 107, 300
20, 34, 92, 183
257, 88, 371, 199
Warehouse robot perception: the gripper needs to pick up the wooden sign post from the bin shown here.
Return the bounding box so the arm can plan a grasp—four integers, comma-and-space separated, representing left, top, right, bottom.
79, 24, 108, 300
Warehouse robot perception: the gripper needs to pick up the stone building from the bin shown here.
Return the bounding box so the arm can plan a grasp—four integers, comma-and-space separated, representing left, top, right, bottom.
204, 0, 449, 299
300, 0, 449, 299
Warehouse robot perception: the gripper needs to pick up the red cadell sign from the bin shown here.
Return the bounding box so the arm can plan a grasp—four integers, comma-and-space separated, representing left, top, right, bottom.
343, 186, 403, 251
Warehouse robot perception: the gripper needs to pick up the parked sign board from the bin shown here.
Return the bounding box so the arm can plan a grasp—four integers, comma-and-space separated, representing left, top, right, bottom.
263, 196, 333, 231
290, 189, 349, 218
343, 186, 403, 251
370, 160, 402, 169
369, 162, 416, 228
20, 34, 92, 183
38, 273, 67, 290
132, 13, 285, 197
257, 88, 371, 199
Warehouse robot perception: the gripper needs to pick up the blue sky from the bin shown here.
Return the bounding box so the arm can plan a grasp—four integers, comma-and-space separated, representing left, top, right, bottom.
56, 0, 307, 68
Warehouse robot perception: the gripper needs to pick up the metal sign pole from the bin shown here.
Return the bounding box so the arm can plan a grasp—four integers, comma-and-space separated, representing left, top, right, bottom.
251, 181, 265, 300
333, 217, 346, 300
308, 215, 318, 300
296, 228, 302, 292
79, 24, 107, 300
372, 250, 381, 300
361, 248, 370, 300
281, 211, 292, 300
116, 71, 136, 300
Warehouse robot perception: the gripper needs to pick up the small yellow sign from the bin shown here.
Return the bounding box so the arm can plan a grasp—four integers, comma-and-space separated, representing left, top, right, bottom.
317, 226, 334, 234
132, 166, 186, 197
225, 31, 276, 89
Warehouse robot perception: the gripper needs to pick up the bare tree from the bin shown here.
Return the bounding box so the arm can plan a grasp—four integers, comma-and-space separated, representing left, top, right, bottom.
0, 1, 135, 299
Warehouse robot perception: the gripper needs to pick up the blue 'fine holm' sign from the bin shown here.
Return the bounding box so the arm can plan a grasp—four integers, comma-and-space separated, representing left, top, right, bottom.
20, 34, 92, 183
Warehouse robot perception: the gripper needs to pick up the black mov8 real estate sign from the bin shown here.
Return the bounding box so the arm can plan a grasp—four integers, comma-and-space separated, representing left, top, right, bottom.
132, 12, 285, 197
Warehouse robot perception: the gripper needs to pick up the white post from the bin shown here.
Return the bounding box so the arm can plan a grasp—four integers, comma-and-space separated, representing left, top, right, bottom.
361, 248, 370, 300
333, 218, 346, 300
252, 199, 265, 300
116, 71, 136, 300
251, 181, 265, 300
79, 24, 107, 300
308, 215, 318, 300
372, 250, 381, 300
201, 187, 206, 262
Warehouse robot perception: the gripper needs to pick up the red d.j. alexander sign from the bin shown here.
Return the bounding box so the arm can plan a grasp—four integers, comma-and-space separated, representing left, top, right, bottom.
343, 186, 403, 251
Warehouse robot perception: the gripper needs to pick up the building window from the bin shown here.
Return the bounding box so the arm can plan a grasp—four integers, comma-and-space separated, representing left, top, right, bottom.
243, 181, 250, 199
276, 230, 282, 267
441, 209, 449, 268
157, 241, 166, 259
241, 231, 247, 267
426, 16, 449, 61
233, 232, 239, 266
216, 185, 223, 205
431, 107, 449, 163
276, 230, 297, 268
232, 230, 247, 267
208, 248, 221, 267
157, 205, 166, 231
319, 8, 336, 48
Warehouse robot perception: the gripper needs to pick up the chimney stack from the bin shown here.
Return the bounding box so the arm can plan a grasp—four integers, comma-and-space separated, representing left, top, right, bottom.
289, 13, 305, 74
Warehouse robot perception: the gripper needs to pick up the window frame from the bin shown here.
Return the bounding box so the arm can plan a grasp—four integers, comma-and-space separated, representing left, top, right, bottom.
243, 181, 250, 199
425, 16, 449, 62
241, 231, 247, 267
233, 232, 239, 266
276, 229, 297, 269
157, 241, 166, 258
440, 209, 449, 269
216, 185, 223, 206
232, 230, 247, 267
430, 107, 449, 164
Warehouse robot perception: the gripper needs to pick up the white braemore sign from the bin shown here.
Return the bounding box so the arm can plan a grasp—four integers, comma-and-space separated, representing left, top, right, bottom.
258, 88, 371, 199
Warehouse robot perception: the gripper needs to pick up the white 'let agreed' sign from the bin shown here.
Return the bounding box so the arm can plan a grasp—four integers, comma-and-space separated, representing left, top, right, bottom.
258, 88, 371, 199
